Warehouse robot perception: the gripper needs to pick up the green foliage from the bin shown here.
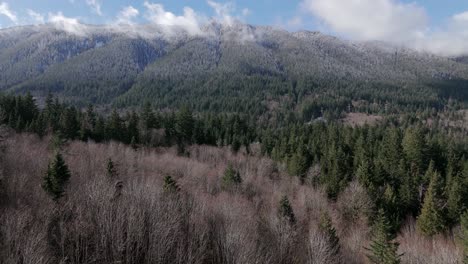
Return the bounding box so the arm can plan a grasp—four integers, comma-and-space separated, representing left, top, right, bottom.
417, 167, 446, 236
106, 158, 118, 179
356, 157, 374, 191
321, 142, 351, 199
381, 185, 401, 233
175, 106, 194, 144
278, 195, 296, 225
42, 152, 71, 201
402, 127, 427, 177
1, 92, 468, 231
366, 209, 402, 264
287, 149, 309, 178
319, 211, 340, 257
222, 164, 242, 189
50, 131, 67, 151
446, 175, 465, 226
163, 175, 180, 193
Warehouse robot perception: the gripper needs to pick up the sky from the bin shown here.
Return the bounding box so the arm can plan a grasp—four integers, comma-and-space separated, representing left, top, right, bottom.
0, 0, 468, 56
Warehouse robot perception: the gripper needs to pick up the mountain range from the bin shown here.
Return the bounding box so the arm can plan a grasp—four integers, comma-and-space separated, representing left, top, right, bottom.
1, 22, 467, 112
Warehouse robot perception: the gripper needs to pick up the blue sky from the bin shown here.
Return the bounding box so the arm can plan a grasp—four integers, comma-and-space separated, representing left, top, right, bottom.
1, 1, 468, 55
1, 0, 467, 29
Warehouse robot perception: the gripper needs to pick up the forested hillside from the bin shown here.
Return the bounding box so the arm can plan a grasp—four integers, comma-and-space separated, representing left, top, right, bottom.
1, 23, 468, 119
1, 92, 468, 263
1, 22, 468, 264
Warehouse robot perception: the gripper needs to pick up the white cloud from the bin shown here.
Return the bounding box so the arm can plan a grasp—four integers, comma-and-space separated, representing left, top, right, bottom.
301, 0, 428, 42
287, 16, 303, 28
0, 2, 17, 23
116, 6, 139, 25
242, 8, 251, 17
86, 0, 102, 16
411, 12, 468, 56
27, 9, 45, 24
207, 0, 236, 25
297, 0, 468, 56
143, 2, 205, 35
453, 11, 468, 23
48, 12, 87, 36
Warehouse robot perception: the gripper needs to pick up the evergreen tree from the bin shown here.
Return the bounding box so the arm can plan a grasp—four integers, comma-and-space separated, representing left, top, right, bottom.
366, 209, 402, 264
287, 149, 309, 179
381, 185, 401, 232
42, 152, 71, 201
417, 168, 446, 236
379, 128, 402, 183
356, 157, 374, 192
107, 109, 123, 141
141, 102, 158, 129
319, 211, 340, 257
175, 106, 194, 144
278, 195, 296, 225
222, 164, 242, 188
446, 174, 465, 226
231, 135, 241, 153
106, 158, 118, 179
398, 159, 418, 216
50, 131, 67, 151
79, 104, 96, 140
59, 107, 79, 139
126, 111, 140, 144
163, 175, 180, 193
402, 127, 427, 178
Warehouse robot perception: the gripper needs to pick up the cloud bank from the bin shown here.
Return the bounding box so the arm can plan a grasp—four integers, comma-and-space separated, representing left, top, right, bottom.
301, 0, 427, 42
143, 1, 205, 36
116, 6, 139, 25
2, 0, 468, 56
47, 12, 88, 36
86, 0, 102, 16
299, 0, 468, 56
0, 2, 17, 23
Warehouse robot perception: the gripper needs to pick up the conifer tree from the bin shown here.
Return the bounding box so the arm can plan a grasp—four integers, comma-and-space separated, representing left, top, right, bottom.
379, 128, 402, 181
402, 127, 427, 177
278, 195, 296, 225
231, 136, 241, 153
50, 131, 67, 151
446, 175, 465, 226
141, 102, 157, 129
319, 211, 340, 257
356, 157, 374, 192
175, 106, 194, 144
398, 159, 418, 216
59, 107, 79, 139
381, 185, 401, 232
126, 111, 140, 145
287, 148, 309, 179
107, 109, 123, 141
417, 168, 446, 236
163, 175, 180, 193
106, 158, 117, 179
366, 209, 402, 264
42, 152, 71, 201
222, 164, 242, 188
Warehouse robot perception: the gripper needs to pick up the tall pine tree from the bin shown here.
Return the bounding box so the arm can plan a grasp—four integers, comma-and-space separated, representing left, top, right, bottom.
42, 152, 71, 201
366, 209, 402, 264
278, 195, 296, 225
417, 168, 446, 236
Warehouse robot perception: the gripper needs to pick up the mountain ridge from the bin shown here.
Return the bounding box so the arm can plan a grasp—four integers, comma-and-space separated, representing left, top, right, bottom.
1, 22, 467, 112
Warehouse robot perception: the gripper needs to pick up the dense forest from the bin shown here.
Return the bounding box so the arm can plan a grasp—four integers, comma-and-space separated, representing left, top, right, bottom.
1, 91, 468, 263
